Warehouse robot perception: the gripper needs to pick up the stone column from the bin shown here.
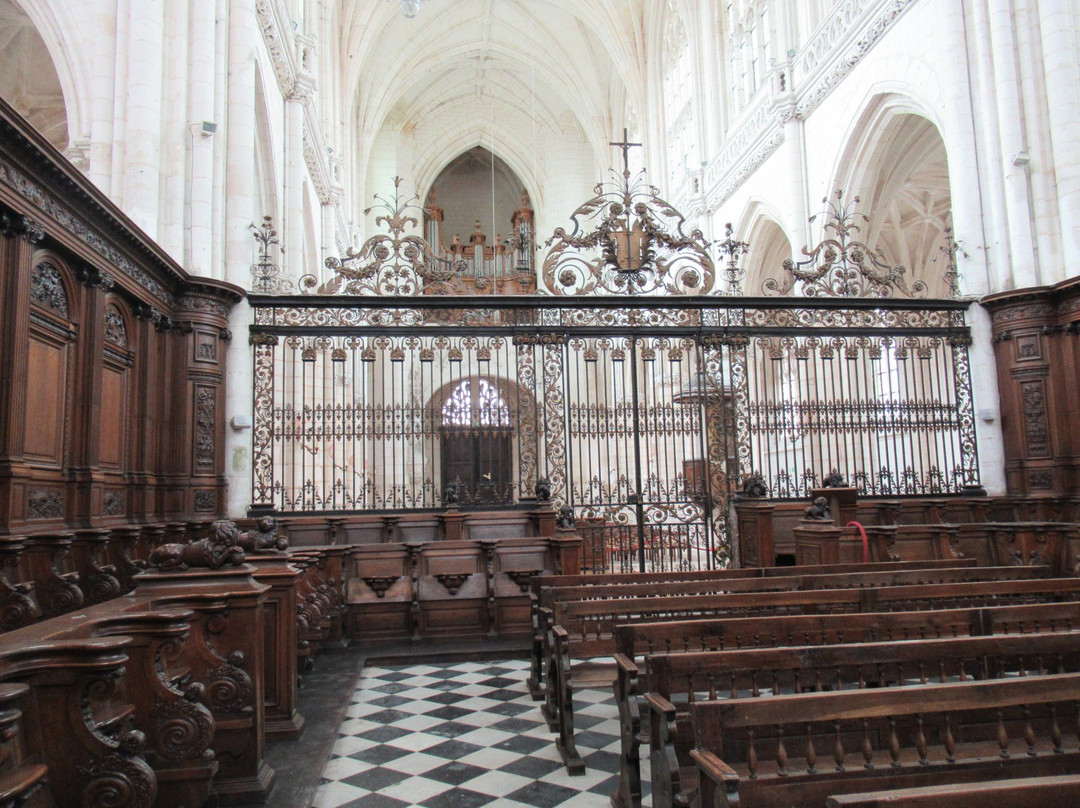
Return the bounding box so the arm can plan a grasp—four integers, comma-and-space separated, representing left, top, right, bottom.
187, 0, 218, 276
225, 0, 258, 287
985, 0, 1038, 288
120, 0, 165, 237
284, 93, 308, 284
1037, 0, 1080, 275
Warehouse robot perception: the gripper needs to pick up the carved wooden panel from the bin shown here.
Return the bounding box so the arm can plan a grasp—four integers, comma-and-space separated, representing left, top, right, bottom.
1018, 379, 1051, 458
23, 337, 66, 463
99, 365, 126, 467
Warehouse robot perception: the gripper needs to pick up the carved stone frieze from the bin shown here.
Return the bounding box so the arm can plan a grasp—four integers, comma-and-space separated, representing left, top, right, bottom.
303, 128, 333, 205
255, 0, 296, 98
713, 127, 785, 208
795, 0, 916, 120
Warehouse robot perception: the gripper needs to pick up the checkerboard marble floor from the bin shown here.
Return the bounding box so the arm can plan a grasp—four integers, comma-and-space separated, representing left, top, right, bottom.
313, 657, 649, 808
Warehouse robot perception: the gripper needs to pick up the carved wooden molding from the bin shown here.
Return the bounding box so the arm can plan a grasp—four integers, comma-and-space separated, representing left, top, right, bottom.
361, 576, 399, 598
434, 572, 471, 596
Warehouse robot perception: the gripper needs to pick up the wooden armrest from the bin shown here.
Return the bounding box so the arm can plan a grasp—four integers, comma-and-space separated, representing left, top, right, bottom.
552, 624, 568, 641
691, 748, 740, 808
644, 691, 677, 716
691, 748, 739, 784
614, 653, 638, 675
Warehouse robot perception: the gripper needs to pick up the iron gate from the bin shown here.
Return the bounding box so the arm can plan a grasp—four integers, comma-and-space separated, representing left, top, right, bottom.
563, 334, 728, 572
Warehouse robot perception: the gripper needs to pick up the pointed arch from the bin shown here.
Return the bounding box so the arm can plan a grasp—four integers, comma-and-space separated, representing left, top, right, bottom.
0, 0, 88, 151
734, 199, 793, 295
832, 92, 954, 297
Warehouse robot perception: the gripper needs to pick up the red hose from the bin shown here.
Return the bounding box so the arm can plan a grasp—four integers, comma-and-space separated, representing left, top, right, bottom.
847, 521, 870, 563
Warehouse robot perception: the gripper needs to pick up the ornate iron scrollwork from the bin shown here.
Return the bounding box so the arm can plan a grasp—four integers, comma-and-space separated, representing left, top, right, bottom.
542, 166, 715, 296
764, 190, 927, 298
306, 177, 466, 296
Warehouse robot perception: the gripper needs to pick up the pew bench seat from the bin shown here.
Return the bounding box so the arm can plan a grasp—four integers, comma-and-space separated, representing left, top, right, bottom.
668, 673, 1080, 808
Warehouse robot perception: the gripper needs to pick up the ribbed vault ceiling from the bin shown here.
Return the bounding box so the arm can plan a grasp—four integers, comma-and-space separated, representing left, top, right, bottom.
337, 0, 649, 186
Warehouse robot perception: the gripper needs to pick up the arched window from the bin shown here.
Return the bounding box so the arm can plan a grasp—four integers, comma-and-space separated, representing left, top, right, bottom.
441, 379, 510, 427
440, 379, 513, 505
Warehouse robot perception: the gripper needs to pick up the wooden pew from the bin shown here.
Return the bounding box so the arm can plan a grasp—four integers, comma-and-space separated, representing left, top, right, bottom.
128, 563, 276, 806
66, 606, 219, 808
612, 600, 1080, 808
526, 559, 979, 698
0, 634, 157, 808
547, 575, 1080, 774
824, 774, 1080, 808
533, 561, 1007, 707
636, 630, 1080, 808
681, 673, 1080, 808
0, 682, 49, 808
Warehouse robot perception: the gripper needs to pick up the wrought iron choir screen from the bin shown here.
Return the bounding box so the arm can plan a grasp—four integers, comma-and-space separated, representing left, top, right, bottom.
248, 180, 979, 572
249, 294, 978, 570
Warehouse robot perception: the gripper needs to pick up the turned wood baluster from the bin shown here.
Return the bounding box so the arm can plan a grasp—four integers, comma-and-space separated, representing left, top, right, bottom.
997, 708, 1011, 758
728, 671, 737, 700
916, 714, 928, 765
944, 712, 957, 762
805, 723, 817, 774
861, 718, 874, 769
1049, 704, 1063, 753
775, 725, 787, 776
833, 720, 845, 771
746, 728, 757, 780
706, 673, 717, 701
1023, 705, 1037, 755
888, 716, 901, 767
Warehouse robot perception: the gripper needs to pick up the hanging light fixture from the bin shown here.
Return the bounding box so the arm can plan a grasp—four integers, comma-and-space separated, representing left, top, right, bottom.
398, 0, 422, 17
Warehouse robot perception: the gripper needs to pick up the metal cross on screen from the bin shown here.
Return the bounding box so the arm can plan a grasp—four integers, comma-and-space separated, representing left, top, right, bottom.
609, 128, 641, 175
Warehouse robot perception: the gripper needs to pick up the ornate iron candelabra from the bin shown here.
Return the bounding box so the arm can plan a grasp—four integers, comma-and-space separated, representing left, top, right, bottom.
250, 216, 291, 294
717, 223, 749, 296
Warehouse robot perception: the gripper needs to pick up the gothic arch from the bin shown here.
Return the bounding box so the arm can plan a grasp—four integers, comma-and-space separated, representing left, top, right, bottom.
735, 200, 792, 295
426, 375, 537, 506
833, 93, 954, 297
0, 0, 88, 152
253, 63, 281, 226
416, 133, 542, 226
